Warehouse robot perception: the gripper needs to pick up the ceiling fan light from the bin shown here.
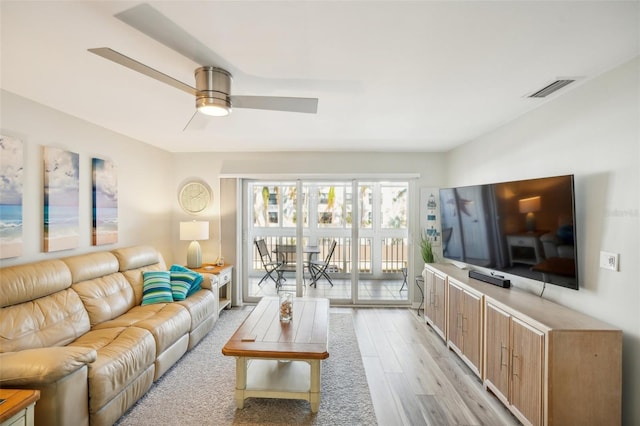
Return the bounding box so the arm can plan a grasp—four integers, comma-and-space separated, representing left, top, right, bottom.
195, 66, 232, 116
198, 104, 231, 117
196, 97, 231, 116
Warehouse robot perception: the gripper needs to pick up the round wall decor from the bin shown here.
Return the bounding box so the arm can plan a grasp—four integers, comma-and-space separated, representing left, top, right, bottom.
179, 181, 211, 213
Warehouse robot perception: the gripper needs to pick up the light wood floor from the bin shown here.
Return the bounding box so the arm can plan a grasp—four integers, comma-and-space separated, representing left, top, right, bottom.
340, 307, 521, 426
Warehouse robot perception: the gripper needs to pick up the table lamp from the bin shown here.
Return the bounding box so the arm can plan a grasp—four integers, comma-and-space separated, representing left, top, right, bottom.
180, 221, 209, 268
519, 196, 541, 232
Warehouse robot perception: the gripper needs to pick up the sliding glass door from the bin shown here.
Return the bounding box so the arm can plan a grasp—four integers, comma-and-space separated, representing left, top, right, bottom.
243, 178, 410, 305
246, 181, 308, 299
356, 181, 409, 302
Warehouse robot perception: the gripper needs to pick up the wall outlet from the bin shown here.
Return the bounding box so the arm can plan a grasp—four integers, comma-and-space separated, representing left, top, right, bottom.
599, 251, 619, 271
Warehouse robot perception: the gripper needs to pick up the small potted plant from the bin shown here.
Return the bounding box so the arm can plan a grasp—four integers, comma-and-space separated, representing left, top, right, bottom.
420, 231, 435, 264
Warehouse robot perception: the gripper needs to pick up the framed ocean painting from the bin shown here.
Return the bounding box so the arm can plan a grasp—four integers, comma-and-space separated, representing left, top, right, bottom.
43, 146, 79, 252
92, 157, 118, 245
0, 135, 24, 259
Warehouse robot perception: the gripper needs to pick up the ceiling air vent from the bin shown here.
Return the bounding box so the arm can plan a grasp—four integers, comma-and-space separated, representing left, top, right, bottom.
527, 79, 576, 98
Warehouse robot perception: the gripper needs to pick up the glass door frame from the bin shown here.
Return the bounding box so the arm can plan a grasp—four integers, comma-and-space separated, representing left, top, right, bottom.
352, 180, 414, 305
241, 177, 415, 306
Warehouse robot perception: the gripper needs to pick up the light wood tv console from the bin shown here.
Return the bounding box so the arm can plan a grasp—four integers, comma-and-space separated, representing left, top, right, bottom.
423, 263, 622, 426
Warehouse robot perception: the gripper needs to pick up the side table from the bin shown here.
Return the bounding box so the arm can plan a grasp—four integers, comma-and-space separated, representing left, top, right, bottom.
190, 263, 233, 314
506, 231, 546, 266
0, 389, 40, 426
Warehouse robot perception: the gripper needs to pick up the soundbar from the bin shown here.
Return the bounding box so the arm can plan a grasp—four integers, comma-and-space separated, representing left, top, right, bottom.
469, 270, 511, 288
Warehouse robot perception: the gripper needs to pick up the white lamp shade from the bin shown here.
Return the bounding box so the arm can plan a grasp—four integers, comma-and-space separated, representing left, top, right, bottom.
518, 196, 541, 214
180, 221, 209, 241
519, 196, 541, 232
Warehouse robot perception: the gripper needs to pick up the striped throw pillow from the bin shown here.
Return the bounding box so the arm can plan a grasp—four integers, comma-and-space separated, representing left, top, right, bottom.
141, 271, 173, 305
170, 271, 197, 301
186, 272, 203, 297
169, 265, 203, 297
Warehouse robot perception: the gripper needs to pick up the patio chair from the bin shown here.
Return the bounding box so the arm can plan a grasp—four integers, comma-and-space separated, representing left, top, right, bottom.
274, 244, 297, 290
255, 238, 283, 287
308, 240, 337, 288
415, 275, 425, 317
399, 267, 408, 291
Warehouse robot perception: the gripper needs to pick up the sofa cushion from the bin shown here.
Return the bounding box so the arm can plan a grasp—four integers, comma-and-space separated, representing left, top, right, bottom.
175, 290, 217, 331
112, 245, 163, 272
63, 251, 120, 284
92, 303, 191, 355
115, 246, 168, 305
120, 264, 165, 305
141, 271, 173, 305
0, 259, 72, 308
69, 326, 156, 412
71, 272, 136, 327
0, 289, 90, 352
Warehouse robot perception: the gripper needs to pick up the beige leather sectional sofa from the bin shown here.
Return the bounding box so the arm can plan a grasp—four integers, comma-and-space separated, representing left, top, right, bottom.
0, 246, 219, 426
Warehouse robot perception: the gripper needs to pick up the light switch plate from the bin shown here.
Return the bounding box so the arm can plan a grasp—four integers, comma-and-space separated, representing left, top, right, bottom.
599, 251, 619, 271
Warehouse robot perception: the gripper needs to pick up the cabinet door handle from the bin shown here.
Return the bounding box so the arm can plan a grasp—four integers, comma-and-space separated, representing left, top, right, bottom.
511, 352, 519, 379
500, 344, 508, 368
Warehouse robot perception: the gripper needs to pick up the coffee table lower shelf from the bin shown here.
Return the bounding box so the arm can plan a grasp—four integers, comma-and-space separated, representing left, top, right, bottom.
234, 357, 322, 412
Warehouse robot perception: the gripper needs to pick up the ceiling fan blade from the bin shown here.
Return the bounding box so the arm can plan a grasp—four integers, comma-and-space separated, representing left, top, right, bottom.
88, 47, 197, 96
231, 96, 318, 114
115, 4, 234, 73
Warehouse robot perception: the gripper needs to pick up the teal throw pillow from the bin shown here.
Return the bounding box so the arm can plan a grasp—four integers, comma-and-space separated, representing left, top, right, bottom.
141, 271, 173, 305
186, 273, 203, 297
169, 264, 203, 297
170, 271, 197, 301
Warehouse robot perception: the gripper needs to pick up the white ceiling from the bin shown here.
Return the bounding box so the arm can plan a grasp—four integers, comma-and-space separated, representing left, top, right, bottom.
1, 1, 638, 153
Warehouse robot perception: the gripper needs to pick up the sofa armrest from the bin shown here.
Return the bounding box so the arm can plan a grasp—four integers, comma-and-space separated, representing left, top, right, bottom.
0, 346, 96, 386
200, 274, 216, 291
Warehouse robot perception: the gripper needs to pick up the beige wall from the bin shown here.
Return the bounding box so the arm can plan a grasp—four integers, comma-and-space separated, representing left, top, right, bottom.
0, 90, 174, 267
169, 151, 447, 269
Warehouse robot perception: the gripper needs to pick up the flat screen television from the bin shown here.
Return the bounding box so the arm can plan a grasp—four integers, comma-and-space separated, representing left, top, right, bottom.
439, 174, 578, 290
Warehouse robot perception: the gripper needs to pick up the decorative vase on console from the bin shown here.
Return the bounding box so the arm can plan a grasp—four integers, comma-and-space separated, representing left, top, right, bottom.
279, 292, 292, 323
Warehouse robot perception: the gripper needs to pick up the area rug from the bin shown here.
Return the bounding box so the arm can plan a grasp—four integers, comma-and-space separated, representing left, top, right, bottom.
115, 308, 377, 425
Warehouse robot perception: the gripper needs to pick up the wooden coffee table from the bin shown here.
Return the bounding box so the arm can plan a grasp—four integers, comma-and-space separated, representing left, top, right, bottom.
222, 296, 329, 412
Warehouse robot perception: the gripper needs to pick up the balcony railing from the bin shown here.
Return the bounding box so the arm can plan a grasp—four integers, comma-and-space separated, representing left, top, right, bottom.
381, 237, 408, 273
252, 236, 407, 276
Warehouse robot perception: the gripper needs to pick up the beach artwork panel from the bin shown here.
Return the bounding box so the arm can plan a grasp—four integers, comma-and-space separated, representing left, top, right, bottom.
43, 146, 79, 252
0, 135, 24, 259
92, 157, 118, 245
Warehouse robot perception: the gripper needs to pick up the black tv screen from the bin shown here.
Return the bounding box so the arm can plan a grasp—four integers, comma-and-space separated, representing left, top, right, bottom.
439, 175, 578, 290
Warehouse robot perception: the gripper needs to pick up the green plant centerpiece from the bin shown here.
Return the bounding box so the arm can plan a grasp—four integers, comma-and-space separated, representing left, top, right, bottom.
419, 231, 435, 264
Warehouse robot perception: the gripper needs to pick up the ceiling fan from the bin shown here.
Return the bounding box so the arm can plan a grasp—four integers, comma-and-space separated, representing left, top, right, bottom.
89, 4, 318, 121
